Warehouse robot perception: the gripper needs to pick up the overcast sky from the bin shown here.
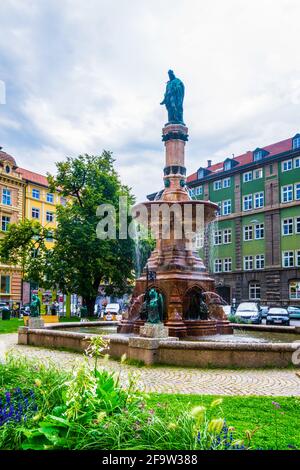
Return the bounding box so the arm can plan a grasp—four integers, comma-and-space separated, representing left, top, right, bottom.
1, 0, 300, 200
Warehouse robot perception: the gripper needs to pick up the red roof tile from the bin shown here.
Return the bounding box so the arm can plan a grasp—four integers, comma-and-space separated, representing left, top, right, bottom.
187, 137, 292, 183
17, 167, 49, 187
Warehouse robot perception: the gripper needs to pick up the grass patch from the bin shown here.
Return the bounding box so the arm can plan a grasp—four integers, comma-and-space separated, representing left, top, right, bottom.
0, 352, 299, 450
0, 318, 24, 334
59, 316, 82, 322
146, 393, 300, 450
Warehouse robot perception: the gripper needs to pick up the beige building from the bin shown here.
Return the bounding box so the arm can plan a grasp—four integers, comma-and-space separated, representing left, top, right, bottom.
0, 149, 25, 304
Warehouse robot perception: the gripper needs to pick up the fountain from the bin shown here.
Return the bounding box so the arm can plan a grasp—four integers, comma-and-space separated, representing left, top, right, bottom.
118, 70, 232, 338
18, 71, 300, 368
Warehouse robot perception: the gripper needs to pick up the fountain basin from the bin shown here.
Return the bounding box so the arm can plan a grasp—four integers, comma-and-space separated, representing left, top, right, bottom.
18, 322, 300, 368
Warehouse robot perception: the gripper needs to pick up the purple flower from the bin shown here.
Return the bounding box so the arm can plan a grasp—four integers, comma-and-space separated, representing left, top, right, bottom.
272, 401, 281, 409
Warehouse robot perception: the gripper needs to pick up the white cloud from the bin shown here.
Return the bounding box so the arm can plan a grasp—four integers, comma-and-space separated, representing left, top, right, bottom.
1, 0, 300, 199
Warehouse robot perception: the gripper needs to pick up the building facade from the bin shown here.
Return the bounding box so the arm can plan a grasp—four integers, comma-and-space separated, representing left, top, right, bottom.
185, 133, 300, 306
0, 150, 62, 305
0, 150, 25, 304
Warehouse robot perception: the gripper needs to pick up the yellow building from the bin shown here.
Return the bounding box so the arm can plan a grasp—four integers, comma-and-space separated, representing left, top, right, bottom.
17, 167, 63, 248
16, 167, 63, 307
0, 149, 25, 304
0, 149, 63, 306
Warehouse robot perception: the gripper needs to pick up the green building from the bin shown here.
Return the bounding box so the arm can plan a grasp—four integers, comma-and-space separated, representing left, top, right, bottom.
148, 133, 300, 306
186, 133, 300, 306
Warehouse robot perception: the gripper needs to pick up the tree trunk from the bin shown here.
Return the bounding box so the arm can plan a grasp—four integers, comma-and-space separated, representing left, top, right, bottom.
85, 297, 96, 317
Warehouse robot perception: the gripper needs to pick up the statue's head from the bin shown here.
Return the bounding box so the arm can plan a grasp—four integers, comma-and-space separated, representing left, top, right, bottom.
149, 288, 157, 299
168, 69, 175, 80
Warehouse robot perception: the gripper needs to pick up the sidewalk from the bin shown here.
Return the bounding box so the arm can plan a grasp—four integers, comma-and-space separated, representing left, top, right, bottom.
1, 333, 300, 396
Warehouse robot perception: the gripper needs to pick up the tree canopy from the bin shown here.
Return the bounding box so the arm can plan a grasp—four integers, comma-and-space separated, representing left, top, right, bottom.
0, 152, 137, 314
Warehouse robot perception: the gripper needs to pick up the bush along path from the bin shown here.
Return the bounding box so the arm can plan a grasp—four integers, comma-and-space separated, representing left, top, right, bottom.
0, 336, 299, 450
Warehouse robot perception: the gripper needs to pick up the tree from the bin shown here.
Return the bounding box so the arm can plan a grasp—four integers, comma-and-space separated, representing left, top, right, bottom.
0, 218, 53, 287
0, 152, 136, 315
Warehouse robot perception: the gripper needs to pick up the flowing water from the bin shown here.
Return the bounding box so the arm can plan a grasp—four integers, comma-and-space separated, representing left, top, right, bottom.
60, 325, 299, 343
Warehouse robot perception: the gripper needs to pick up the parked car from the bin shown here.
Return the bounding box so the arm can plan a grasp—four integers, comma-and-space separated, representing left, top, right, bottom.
104, 303, 120, 321
260, 305, 270, 318
105, 303, 120, 315
235, 302, 262, 324
266, 307, 290, 326
20, 304, 30, 316
0, 302, 8, 312
287, 306, 300, 320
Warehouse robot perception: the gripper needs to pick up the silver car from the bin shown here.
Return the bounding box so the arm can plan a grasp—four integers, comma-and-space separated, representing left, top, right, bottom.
266, 308, 290, 326
235, 302, 262, 324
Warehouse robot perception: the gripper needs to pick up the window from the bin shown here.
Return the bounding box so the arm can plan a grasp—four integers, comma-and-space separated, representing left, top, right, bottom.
216, 202, 222, 216
282, 160, 293, 172
32, 208, 40, 219
254, 150, 262, 161
0, 275, 10, 294
294, 157, 300, 169
5, 165, 10, 174
1, 216, 10, 232
243, 225, 253, 241
224, 161, 231, 171
254, 192, 264, 208
282, 218, 293, 236
295, 183, 300, 200
223, 229, 232, 244
60, 197, 67, 206
214, 180, 222, 191
243, 171, 253, 183
222, 200, 231, 215
243, 194, 253, 211
46, 211, 54, 222
296, 251, 300, 267
255, 223, 264, 239
189, 188, 195, 197
46, 230, 54, 242
214, 259, 222, 273
295, 217, 300, 234
282, 251, 294, 268
255, 254, 265, 270
195, 186, 203, 196
194, 232, 204, 249
198, 169, 204, 179
32, 189, 40, 199
289, 280, 300, 299
31, 248, 39, 259
223, 258, 232, 272
47, 193, 54, 203
2, 189, 11, 205
244, 256, 253, 270
223, 177, 231, 188
249, 282, 261, 300
214, 230, 222, 245
281, 185, 293, 203
292, 136, 300, 150
254, 168, 263, 179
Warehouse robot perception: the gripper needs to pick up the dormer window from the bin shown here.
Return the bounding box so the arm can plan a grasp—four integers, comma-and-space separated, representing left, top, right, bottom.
292, 134, 300, 150
197, 168, 204, 179
5, 165, 10, 174
224, 161, 231, 171
254, 150, 263, 161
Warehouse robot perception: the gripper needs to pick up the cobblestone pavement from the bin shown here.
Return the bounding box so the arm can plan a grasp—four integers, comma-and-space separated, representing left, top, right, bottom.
1, 334, 300, 396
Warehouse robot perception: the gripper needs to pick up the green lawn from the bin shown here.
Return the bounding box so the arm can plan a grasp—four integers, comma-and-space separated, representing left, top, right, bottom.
0, 318, 24, 334
146, 393, 300, 450
0, 316, 84, 334
0, 352, 299, 450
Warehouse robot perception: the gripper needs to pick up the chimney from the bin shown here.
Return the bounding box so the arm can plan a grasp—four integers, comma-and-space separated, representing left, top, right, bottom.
207, 159, 212, 168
